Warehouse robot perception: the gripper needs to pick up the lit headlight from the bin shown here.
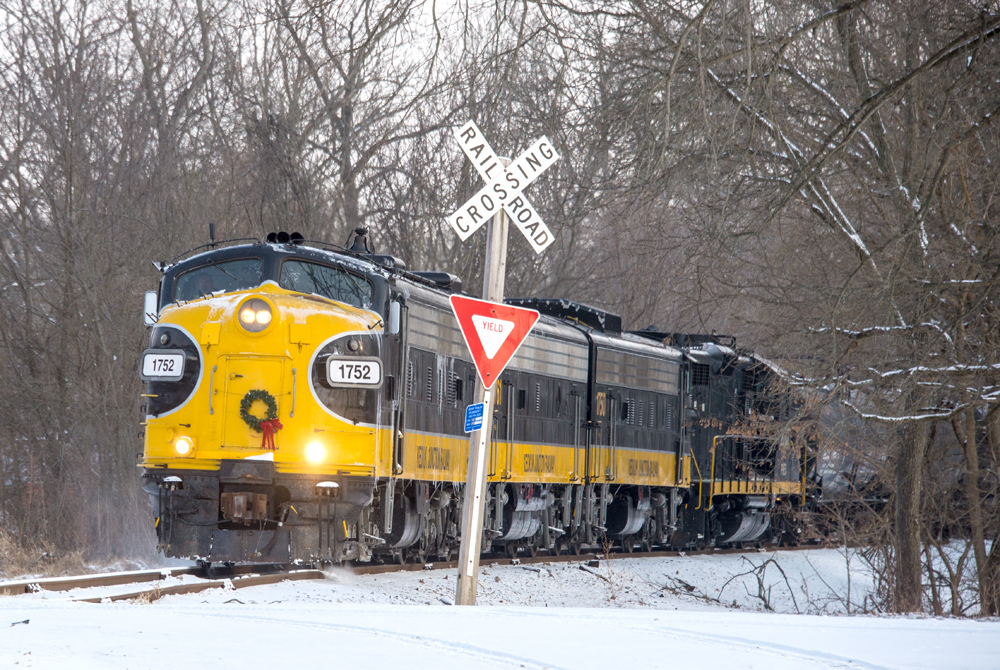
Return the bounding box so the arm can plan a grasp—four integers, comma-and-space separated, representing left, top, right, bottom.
174, 436, 194, 457
306, 442, 325, 463
238, 298, 273, 333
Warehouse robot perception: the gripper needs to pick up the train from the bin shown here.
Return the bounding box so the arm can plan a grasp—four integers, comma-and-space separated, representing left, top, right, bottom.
139, 228, 815, 566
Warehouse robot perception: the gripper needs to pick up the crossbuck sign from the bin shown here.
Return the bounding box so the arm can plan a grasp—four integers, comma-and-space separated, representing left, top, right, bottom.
446, 121, 559, 254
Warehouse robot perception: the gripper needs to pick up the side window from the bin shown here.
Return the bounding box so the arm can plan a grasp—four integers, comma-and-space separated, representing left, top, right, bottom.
280, 260, 372, 309
173, 259, 262, 301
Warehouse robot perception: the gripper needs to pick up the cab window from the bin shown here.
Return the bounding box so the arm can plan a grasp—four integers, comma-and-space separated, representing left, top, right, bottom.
174, 259, 263, 301
280, 260, 373, 309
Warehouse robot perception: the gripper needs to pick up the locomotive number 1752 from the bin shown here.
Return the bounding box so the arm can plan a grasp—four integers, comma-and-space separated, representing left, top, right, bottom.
326, 357, 383, 388
140, 350, 186, 382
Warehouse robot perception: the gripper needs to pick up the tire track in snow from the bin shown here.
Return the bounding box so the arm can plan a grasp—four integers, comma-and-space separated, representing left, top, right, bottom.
628, 625, 894, 670
173, 609, 571, 670
508, 609, 896, 670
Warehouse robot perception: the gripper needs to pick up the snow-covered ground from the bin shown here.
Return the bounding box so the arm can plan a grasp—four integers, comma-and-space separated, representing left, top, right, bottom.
2, 548, 997, 669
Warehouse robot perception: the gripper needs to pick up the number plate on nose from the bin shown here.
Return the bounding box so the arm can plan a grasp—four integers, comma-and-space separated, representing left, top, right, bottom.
326, 357, 383, 388
140, 349, 186, 381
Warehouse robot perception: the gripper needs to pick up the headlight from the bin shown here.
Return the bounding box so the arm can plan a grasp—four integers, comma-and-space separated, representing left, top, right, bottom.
174, 436, 194, 457
306, 442, 325, 463
238, 298, 273, 333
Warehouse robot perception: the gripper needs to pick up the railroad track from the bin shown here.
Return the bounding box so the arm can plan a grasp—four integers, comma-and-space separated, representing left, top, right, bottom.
0, 543, 831, 603
0, 565, 326, 603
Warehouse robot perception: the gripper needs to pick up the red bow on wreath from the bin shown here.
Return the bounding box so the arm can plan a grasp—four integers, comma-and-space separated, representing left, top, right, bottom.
260, 418, 283, 451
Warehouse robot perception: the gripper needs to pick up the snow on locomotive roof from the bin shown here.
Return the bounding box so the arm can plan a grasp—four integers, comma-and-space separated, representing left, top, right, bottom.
506, 297, 623, 334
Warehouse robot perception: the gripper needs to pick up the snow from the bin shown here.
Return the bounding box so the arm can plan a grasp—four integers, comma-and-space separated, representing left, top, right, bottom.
2, 548, 997, 669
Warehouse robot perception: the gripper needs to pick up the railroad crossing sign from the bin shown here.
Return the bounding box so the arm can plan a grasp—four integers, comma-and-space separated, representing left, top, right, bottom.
449, 295, 540, 389
447, 121, 559, 254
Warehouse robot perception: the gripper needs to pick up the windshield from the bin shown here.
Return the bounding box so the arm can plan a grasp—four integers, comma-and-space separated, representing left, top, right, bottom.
174, 258, 263, 301
280, 260, 373, 309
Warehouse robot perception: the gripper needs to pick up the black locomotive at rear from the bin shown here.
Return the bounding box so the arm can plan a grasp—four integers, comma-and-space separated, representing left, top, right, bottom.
637, 332, 809, 549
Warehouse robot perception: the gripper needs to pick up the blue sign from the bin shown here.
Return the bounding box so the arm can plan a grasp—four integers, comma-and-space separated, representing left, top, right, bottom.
464, 402, 486, 433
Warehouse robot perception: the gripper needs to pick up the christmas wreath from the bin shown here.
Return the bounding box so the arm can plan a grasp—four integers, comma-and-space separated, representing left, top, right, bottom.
240, 389, 278, 432
240, 389, 283, 450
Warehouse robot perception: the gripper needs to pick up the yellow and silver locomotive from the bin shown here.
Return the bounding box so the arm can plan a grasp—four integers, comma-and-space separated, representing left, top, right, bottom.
140, 229, 809, 565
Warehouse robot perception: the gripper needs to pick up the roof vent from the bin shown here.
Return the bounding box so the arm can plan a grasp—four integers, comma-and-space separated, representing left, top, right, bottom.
373, 255, 406, 271
411, 271, 462, 293
630, 328, 736, 349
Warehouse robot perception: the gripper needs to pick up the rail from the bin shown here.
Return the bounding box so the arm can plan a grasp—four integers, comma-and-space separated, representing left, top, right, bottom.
0, 542, 837, 603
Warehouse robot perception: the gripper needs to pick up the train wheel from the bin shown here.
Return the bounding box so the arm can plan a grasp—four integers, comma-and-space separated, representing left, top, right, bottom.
641, 517, 655, 552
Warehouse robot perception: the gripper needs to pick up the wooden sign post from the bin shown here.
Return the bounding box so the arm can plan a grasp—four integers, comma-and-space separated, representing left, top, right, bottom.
448, 121, 558, 606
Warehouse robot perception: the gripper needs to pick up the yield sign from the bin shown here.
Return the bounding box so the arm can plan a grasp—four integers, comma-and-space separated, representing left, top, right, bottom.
449, 295, 540, 388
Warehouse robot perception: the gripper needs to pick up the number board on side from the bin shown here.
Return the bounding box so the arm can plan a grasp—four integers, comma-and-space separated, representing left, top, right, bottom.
140, 349, 186, 382
326, 357, 383, 388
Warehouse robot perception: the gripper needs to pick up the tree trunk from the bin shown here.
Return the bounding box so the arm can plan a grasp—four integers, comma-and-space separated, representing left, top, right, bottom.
982, 405, 1000, 616
956, 409, 989, 615
895, 420, 927, 612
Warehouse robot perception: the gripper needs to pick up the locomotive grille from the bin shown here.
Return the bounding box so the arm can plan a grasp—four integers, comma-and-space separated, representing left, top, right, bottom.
637, 400, 643, 427
691, 363, 710, 386
406, 361, 414, 397
649, 401, 655, 428
535, 383, 541, 412
426, 367, 433, 402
